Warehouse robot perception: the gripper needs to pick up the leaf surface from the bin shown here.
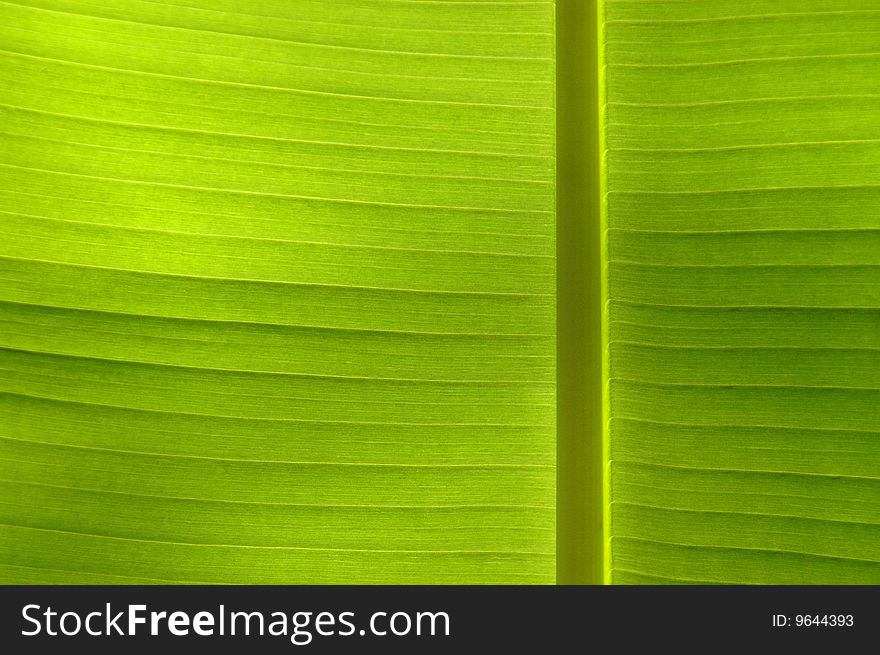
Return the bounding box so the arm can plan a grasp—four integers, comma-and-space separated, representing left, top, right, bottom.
0, 0, 557, 584
604, 0, 880, 584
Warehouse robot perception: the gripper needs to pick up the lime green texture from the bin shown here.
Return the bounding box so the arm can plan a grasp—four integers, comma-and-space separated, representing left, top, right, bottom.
0, 0, 556, 583
4, 0, 879, 586
604, 0, 880, 583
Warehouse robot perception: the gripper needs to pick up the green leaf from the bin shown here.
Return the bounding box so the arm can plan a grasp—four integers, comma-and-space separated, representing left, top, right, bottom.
2, 0, 879, 586
604, 0, 880, 584
0, 0, 556, 584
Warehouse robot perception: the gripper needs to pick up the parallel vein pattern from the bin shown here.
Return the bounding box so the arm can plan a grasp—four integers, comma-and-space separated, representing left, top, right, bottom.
0, 0, 556, 583
604, 0, 880, 583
